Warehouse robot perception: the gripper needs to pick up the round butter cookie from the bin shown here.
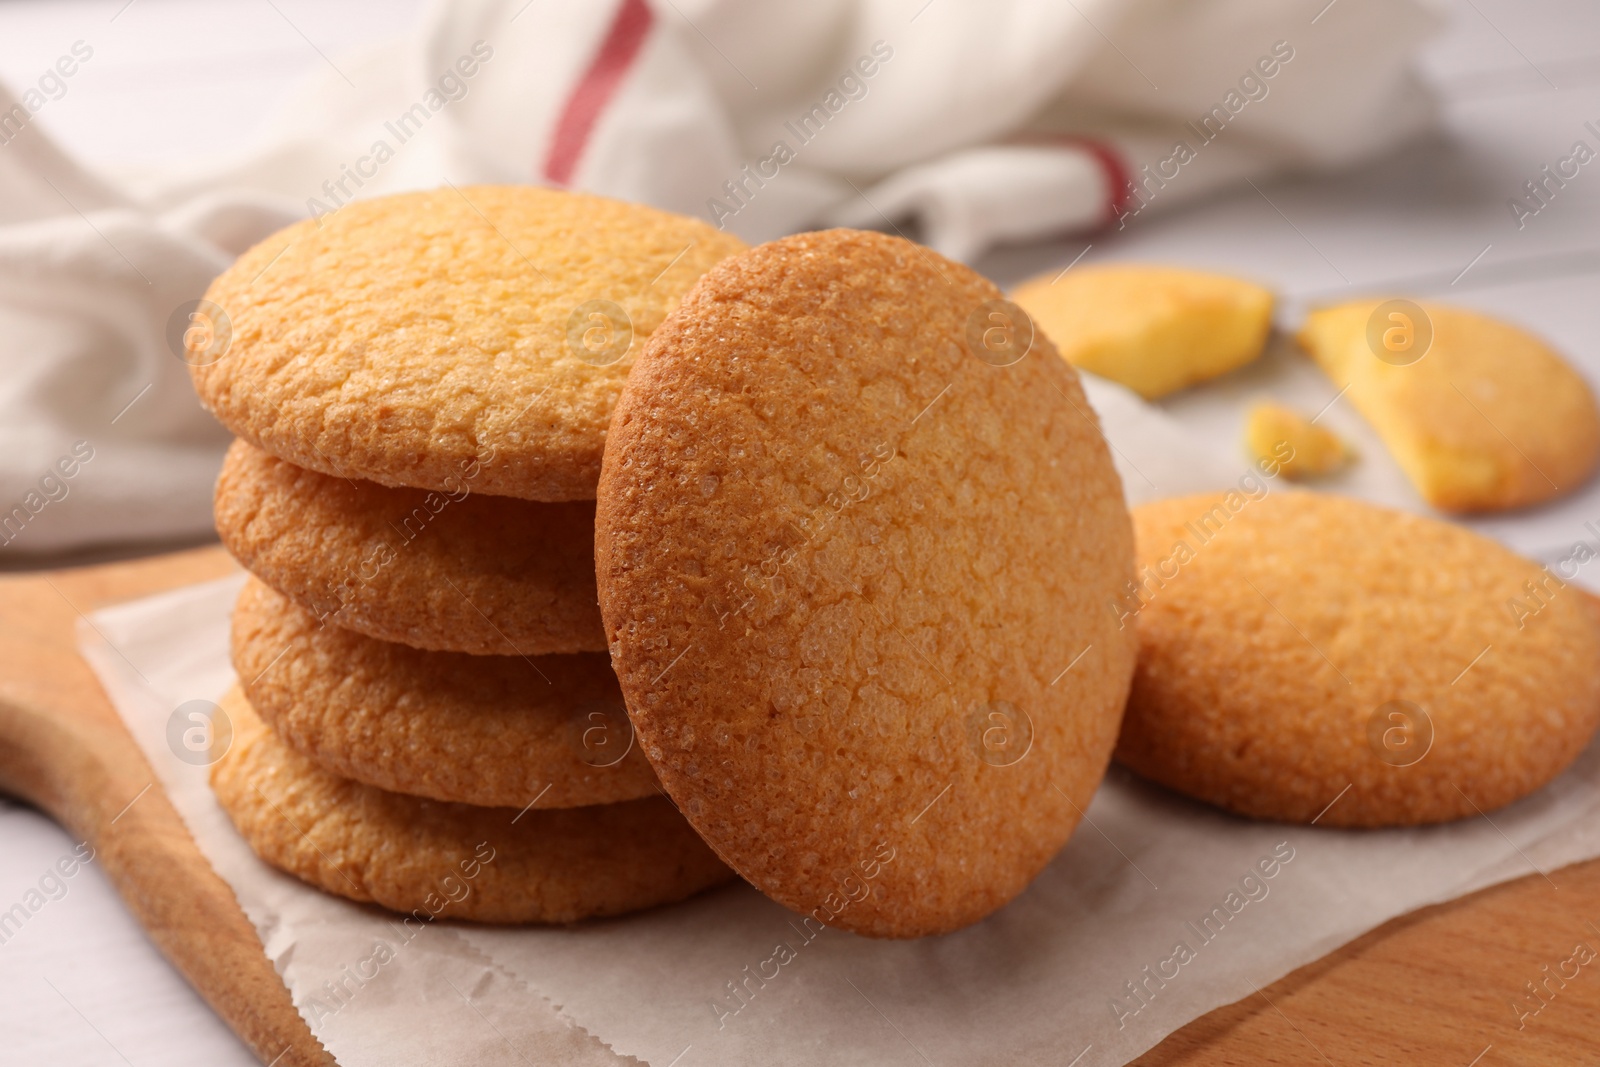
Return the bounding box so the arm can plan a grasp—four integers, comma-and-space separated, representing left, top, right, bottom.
189, 186, 747, 500
211, 686, 734, 923
594, 229, 1138, 939
215, 438, 604, 655
1117, 491, 1600, 827
232, 577, 657, 809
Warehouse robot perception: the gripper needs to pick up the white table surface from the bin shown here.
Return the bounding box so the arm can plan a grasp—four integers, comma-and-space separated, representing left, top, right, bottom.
2, 0, 1598, 1063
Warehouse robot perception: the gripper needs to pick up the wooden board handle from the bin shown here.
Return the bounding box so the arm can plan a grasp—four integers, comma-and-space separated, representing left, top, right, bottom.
0, 548, 332, 1067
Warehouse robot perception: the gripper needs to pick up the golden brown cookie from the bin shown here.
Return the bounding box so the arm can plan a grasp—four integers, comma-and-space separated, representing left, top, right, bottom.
189, 186, 746, 500
1297, 300, 1600, 512
211, 685, 734, 923
1116, 491, 1600, 827
215, 438, 604, 655
232, 577, 657, 809
1011, 264, 1273, 399
595, 229, 1138, 939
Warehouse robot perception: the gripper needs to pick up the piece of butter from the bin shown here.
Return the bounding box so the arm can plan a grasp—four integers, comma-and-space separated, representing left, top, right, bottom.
1297, 300, 1600, 513
1011, 265, 1273, 399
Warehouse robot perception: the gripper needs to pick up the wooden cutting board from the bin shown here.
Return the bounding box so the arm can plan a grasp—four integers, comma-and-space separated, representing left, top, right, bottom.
0, 544, 1595, 1066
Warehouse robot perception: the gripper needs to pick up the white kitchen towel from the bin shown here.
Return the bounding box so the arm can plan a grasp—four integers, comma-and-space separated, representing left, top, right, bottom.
0, 0, 1439, 554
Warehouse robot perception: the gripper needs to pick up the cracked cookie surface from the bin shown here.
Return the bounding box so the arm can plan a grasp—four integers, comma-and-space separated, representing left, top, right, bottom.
1117, 491, 1600, 826
232, 577, 657, 809
211, 684, 733, 923
191, 186, 746, 500
214, 438, 605, 655
595, 229, 1137, 938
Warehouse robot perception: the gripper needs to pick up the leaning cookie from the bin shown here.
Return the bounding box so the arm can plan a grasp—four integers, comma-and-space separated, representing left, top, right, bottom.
211, 686, 734, 923
596, 229, 1137, 938
215, 439, 605, 655
189, 186, 747, 501
1115, 491, 1600, 827
232, 578, 657, 809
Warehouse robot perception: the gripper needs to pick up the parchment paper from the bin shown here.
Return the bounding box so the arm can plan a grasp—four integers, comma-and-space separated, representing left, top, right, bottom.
78, 375, 1600, 1066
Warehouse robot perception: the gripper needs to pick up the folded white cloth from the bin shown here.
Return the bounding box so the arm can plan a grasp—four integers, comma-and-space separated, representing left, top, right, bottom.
0, 0, 1439, 554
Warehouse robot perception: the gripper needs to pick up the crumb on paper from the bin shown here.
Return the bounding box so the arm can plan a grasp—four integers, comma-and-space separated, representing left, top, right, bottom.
1245, 401, 1352, 480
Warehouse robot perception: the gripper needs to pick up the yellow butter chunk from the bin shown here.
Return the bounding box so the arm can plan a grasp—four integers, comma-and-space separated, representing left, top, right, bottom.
1297, 300, 1600, 513
1011, 265, 1273, 399
1245, 401, 1351, 480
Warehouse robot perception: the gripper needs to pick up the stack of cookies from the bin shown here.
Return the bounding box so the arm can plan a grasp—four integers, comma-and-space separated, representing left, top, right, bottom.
187, 186, 747, 923
186, 199, 1600, 944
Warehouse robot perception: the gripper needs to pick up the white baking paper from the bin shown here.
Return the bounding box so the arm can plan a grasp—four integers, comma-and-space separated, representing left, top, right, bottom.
78, 374, 1600, 1067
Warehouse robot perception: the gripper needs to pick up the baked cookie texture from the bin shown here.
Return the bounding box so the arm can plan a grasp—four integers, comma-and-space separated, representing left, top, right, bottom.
595, 229, 1138, 939
214, 438, 605, 655
1011, 264, 1273, 399
211, 686, 734, 923
1297, 300, 1600, 512
190, 186, 747, 500
232, 578, 658, 809
1117, 491, 1600, 827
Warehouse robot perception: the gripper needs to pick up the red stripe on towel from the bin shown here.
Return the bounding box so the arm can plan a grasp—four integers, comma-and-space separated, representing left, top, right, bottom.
1053, 136, 1134, 225
1008, 133, 1136, 226
541, 0, 655, 186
